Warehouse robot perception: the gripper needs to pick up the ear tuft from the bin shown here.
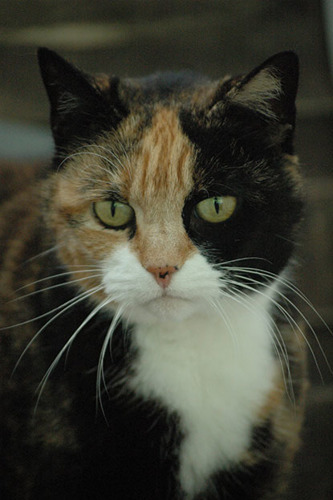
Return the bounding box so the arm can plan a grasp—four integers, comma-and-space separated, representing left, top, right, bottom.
229, 68, 282, 119
226, 51, 299, 124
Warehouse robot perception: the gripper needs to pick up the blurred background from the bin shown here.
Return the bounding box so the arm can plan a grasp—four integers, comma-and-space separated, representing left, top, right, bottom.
0, 1, 332, 498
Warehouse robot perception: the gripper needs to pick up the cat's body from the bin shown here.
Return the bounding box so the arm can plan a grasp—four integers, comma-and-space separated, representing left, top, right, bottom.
0, 49, 307, 499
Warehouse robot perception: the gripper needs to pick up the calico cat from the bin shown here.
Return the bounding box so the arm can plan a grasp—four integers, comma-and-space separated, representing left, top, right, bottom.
0, 48, 308, 500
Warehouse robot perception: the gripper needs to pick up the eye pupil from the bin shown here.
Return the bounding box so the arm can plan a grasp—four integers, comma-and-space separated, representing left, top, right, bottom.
195, 195, 237, 223
93, 200, 134, 229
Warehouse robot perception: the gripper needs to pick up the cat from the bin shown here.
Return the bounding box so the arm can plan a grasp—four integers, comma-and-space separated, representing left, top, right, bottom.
0, 48, 308, 500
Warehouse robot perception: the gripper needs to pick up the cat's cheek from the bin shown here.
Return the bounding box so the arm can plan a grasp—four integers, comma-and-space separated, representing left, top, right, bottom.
101, 244, 161, 305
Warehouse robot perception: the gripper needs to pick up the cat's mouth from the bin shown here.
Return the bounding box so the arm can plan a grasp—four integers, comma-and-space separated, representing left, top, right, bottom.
151, 293, 189, 303
140, 292, 196, 322
152, 286, 192, 302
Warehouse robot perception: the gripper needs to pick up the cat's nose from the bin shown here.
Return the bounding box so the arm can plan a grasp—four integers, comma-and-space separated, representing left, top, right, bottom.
146, 265, 178, 288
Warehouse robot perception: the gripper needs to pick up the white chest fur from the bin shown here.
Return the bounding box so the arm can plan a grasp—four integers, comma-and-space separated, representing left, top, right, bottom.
130, 298, 277, 497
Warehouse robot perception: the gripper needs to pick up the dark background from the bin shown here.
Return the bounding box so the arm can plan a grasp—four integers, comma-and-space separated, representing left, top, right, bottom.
0, 1, 332, 498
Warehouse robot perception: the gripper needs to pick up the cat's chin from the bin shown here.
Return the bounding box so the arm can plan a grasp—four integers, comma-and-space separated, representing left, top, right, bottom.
126, 295, 199, 324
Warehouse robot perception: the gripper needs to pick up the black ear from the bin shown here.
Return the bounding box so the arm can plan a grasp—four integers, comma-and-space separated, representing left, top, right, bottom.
208, 52, 299, 153
225, 51, 299, 126
37, 48, 126, 153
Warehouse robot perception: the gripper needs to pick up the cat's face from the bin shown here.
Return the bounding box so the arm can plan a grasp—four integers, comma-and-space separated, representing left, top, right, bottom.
39, 49, 303, 325
47, 108, 222, 323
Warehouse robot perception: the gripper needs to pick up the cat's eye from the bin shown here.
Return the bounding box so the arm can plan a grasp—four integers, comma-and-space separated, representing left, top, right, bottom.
93, 200, 134, 228
195, 196, 237, 223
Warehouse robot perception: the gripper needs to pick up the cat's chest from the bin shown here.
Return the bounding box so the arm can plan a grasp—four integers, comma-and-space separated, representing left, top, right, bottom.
129, 302, 277, 497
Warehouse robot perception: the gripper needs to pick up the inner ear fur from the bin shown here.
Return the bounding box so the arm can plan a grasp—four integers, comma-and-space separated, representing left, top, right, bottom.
214, 52, 299, 126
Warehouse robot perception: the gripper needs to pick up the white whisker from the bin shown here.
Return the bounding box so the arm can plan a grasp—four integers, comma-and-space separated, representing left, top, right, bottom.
222, 284, 295, 404
3, 285, 100, 332
12, 286, 103, 377
230, 269, 332, 371
12, 273, 103, 302
35, 292, 112, 412
14, 269, 102, 295
96, 305, 125, 421
223, 265, 332, 334
58, 151, 118, 172
207, 294, 240, 354
224, 273, 328, 382
22, 244, 62, 265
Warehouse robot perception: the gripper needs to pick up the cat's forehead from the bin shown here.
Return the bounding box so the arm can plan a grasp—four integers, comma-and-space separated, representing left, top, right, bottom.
54, 106, 197, 211
120, 71, 219, 108
118, 107, 197, 209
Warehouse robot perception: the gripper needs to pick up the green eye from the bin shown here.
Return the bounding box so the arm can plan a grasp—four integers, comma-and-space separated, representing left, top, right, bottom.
195, 196, 237, 223
93, 200, 134, 228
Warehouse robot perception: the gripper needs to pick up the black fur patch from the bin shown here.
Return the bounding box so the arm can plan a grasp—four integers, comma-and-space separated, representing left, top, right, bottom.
38, 48, 129, 162
180, 108, 303, 288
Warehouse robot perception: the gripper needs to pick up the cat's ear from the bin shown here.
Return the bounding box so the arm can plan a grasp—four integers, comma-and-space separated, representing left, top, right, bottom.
210, 52, 299, 151
37, 48, 127, 152
225, 52, 298, 125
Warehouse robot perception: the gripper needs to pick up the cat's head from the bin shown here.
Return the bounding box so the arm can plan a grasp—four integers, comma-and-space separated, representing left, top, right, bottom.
38, 48, 303, 324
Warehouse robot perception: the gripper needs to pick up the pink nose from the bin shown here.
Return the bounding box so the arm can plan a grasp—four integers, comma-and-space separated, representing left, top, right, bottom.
146, 265, 178, 288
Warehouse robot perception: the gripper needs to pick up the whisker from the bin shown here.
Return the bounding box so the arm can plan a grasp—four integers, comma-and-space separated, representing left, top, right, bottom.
12, 273, 103, 302
11, 286, 103, 376
69, 143, 133, 182
78, 143, 127, 166
96, 305, 125, 421
225, 274, 328, 382
58, 151, 118, 172
207, 294, 240, 354
223, 265, 332, 361
223, 265, 332, 334
14, 269, 101, 294
22, 244, 62, 265
216, 257, 272, 268
2, 285, 101, 332
222, 285, 295, 404
66, 264, 102, 269
35, 291, 111, 412
232, 269, 332, 365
